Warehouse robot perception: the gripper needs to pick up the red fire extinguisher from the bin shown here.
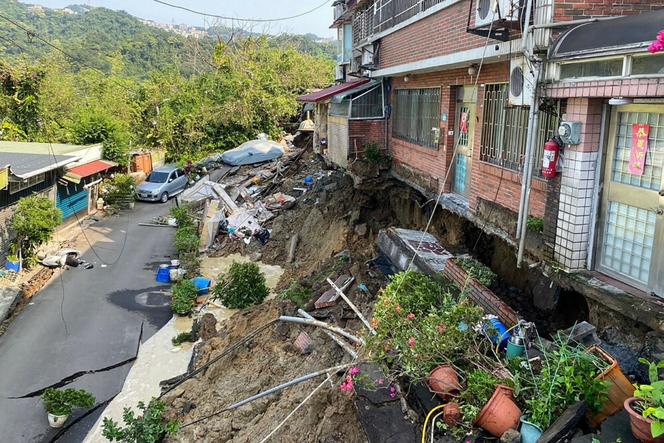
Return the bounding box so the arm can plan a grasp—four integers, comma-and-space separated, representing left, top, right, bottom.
541, 139, 561, 179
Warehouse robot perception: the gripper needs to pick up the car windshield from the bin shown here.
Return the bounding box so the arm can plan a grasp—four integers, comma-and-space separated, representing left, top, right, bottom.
147, 171, 170, 183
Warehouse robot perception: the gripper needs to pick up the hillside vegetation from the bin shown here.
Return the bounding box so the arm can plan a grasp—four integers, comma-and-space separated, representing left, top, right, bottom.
0, 1, 335, 163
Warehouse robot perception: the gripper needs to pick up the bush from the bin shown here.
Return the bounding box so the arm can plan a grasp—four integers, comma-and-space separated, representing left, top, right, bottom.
279, 282, 312, 307
527, 216, 544, 233
72, 111, 129, 166
102, 398, 179, 443
455, 257, 497, 287
171, 279, 198, 315
213, 261, 269, 309
104, 174, 136, 207
12, 195, 62, 259
169, 204, 194, 228
174, 225, 199, 255
42, 388, 95, 416
179, 252, 201, 278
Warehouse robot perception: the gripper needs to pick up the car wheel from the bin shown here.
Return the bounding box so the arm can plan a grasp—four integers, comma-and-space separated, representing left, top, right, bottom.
160, 192, 169, 203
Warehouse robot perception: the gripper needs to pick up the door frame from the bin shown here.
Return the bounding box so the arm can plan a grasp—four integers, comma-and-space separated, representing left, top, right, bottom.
452, 86, 477, 198
596, 103, 664, 295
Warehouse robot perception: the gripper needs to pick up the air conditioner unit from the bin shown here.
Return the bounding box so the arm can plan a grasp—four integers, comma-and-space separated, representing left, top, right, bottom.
361, 48, 374, 66
475, 0, 522, 28
509, 57, 536, 106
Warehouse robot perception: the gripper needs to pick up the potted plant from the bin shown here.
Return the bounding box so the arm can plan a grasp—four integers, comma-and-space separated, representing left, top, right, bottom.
428, 365, 461, 400
42, 388, 95, 428
589, 345, 635, 427
625, 358, 664, 443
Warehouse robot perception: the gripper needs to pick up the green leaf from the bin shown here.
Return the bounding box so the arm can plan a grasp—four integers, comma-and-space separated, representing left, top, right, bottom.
652, 421, 664, 438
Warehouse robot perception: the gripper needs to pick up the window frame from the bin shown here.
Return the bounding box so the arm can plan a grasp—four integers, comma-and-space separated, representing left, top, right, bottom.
555, 52, 664, 82
392, 87, 442, 150
9, 173, 46, 194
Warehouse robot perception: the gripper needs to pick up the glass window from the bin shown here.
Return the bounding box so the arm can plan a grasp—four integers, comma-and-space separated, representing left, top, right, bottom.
147, 171, 169, 183
330, 100, 350, 117
393, 88, 441, 149
9, 173, 45, 194
632, 54, 664, 76
351, 85, 384, 119
560, 59, 623, 79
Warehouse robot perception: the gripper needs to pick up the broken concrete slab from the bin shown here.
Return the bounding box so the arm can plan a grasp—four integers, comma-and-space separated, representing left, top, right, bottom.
315, 275, 352, 309
377, 228, 453, 274
0, 285, 21, 323
293, 331, 313, 354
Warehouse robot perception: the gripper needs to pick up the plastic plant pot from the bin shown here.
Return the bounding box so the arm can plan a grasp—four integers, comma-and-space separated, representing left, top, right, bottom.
520, 417, 543, 443
428, 365, 461, 401
474, 385, 522, 438
589, 345, 635, 427
625, 397, 664, 443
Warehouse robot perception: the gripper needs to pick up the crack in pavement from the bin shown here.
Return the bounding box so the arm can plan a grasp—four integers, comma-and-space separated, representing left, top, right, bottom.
7, 322, 144, 399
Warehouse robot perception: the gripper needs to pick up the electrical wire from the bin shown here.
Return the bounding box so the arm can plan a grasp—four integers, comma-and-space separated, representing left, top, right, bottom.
421, 403, 447, 443
153, 0, 332, 23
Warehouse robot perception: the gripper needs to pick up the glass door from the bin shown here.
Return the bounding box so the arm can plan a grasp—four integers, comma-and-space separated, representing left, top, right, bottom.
597, 104, 664, 296
452, 86, 476, 198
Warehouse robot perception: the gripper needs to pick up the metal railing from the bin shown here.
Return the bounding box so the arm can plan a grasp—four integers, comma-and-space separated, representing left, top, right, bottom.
480, 84, 560, 178
352, 0, 447, 45
393, 88, 441, 149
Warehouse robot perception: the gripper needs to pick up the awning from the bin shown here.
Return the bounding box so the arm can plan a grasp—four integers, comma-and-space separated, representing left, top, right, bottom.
550, 9, 664, 59
63, 159, 117, 184
3, 152, 80, 180
331, 80, 380, 103
298, 79, 370, 103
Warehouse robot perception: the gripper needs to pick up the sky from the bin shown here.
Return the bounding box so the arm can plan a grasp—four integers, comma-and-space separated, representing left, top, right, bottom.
19, 0, 336, 37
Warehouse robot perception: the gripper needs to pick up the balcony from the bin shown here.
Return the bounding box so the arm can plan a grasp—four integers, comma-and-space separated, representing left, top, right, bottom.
352, 0, 448, 46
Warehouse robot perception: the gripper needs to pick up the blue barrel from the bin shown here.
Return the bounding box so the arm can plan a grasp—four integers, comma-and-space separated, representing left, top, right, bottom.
483, 317, 511, 350
192, 277, 211, 295
156, 265, 171, 283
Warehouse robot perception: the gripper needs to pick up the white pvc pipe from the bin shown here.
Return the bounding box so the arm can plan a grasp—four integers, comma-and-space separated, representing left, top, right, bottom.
279, 316, 365, 345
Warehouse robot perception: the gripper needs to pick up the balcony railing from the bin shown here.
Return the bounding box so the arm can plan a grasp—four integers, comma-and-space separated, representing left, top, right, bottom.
352, 0, 447, 45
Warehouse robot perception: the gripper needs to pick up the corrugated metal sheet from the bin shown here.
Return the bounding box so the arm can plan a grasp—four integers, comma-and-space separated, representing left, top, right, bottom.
132, 153, 153, 174
57, 183, 89, 219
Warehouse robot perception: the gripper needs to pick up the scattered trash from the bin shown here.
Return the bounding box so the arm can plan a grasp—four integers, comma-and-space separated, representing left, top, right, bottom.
293, 331, 313, 354
315, 275, 354, 310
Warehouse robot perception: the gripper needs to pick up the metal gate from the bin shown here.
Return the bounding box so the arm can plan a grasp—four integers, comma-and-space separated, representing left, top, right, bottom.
597, 104, 664, 296
452, 86, 477, 197
57, 182, 89, 220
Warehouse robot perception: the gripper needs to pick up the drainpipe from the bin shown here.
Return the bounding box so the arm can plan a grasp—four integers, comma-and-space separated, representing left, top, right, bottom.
515, 0, 536, 241
586, 102, 608, 270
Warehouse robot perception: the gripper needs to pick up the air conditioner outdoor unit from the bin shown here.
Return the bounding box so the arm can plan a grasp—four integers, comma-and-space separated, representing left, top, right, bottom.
361, 48, 374, 66
475, 0, 522, 28
509, 56, 536, 106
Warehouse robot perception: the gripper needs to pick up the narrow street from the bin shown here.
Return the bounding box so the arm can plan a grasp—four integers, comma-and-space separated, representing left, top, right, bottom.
0, 202, 177, 442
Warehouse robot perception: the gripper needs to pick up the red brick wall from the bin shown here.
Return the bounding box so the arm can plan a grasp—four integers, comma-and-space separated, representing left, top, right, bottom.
379, 0, 509, 70
388, 62, 547, 219
554, 1, 664, 21
349, 119, 387, 156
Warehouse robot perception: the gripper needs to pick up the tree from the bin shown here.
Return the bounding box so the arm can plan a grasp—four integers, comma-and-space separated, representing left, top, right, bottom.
12, 195, 62, 258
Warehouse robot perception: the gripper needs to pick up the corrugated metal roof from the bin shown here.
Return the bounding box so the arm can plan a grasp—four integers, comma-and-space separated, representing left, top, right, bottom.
2, 152, 79, 179
331, 80, 380, 103
298, 79, 370, 103
551, 9, 664, 59
63, 159, 117, 183
0, 141, 100, 156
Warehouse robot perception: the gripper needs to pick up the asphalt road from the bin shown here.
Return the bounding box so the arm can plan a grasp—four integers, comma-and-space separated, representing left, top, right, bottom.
0, 201, 177, 442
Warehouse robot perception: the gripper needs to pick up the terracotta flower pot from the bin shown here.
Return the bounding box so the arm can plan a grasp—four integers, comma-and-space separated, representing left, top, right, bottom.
625, 397, 664, 443
589, 346, 635, 427
443, 402, 461, 427
428, 365, 461, 400
474, 385, 522, 438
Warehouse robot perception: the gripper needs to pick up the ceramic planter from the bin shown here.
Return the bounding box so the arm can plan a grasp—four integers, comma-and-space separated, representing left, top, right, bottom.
520, 417, 543, 443
47, 413, 69, 428
474, 385, 522, 438
589, 346, 635, 427
443, 402, 461, 427
428, 365, 461, 401
625, 397, 664, 443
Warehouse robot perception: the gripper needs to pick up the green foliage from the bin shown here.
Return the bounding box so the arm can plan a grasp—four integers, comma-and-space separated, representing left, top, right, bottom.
72, 110, 128, 165
12, 195, 62, 258
279, 282, 312, 307
461, 370, 502, 409
455, 257, 497, 287
527, 216, 544, 233
169, 204, 194, 228
364, 143, 382, 162
213, 261, 269, 309
172, 331, 195, 346
103, 174, 136, 207
42, 388, 95, 416
101, 398, 179, 443
174, 225, 199, 255
179, 252, 201, 278
634, 359, 664, 438
515, 336, 610, 430
171, 280, 198, 316
367, 271, 484, 381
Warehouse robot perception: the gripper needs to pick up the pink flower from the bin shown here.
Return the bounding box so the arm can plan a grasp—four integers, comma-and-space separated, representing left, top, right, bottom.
406, 313, 415, 321
658, 30, 664, 42
340, 376, 354, 392
437, 324, 447, 334
408, 336, 416, 350
377, 378, 384, 385
395, 305, 402, 314
649, 39, 664, 53
389, 385, 397, 399
349, 367, 361, 377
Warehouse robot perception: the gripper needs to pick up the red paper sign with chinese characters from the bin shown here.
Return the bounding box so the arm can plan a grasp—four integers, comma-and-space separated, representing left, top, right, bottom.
460, 111, 468, 134
629, 124, 650, 175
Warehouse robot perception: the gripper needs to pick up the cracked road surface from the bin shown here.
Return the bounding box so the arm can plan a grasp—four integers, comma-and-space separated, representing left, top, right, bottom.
0, 202, 176, 442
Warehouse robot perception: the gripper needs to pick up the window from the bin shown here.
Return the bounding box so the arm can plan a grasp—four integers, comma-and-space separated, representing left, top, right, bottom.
632, 54, 664, 76
9, 173, 45, 194
330, 100, 350, 117
351, 85, 384, 119
559, 58, 623, 79
393, 88, 441, 149
480, 84, 560, 177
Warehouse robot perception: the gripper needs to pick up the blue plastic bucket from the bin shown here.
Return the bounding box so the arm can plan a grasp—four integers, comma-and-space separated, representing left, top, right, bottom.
192, 277, 211, 295
520, 417, 543, 443
5, 260, 20, 273
156, 265, 171, 283
483, 317, 511, 350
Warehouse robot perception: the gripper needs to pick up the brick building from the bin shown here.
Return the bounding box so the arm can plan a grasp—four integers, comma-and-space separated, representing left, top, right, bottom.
310, 0, 664, 331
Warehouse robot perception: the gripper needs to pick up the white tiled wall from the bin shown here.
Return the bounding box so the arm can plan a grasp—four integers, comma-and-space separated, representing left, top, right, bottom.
555, 149, 599, 270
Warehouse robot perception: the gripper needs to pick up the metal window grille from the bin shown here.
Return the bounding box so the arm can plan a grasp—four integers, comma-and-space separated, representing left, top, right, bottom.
393, 88, 441, 149
480, 84, 560, 177
351, 85, 384, 119
330, 100, 350, 117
